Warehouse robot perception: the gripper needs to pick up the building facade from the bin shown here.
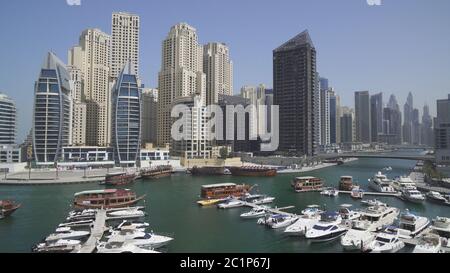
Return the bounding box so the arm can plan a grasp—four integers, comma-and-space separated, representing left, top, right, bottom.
370, 92, 383, 142
355, 91, 371, 143
273, 30, 318, 156
421, 104, 434, 146
435, 94, 450, 165
141, 88, 158, 146
403, 92, 414, 144
340, 107, 354, 144
319, 78, 330, 146
0, 93, 17, 145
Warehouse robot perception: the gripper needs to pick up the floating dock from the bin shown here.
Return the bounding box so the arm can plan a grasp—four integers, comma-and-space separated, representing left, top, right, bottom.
74, 210, 107, 253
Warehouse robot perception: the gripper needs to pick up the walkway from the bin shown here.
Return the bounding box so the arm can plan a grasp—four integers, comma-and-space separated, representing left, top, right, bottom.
75, 210, 107, 253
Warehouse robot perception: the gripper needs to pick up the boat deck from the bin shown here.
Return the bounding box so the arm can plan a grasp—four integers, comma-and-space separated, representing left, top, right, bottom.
74, 210, 107, 253
338, 190, 401, 198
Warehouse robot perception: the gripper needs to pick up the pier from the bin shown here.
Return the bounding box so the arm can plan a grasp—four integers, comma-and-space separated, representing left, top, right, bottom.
337, 190, 401, 198
74, 210, 107, 253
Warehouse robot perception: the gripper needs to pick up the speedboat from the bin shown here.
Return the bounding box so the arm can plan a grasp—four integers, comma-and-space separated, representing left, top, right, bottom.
396, 210, 430, 239
59, 219, 94, 228
251, 196, 275, 205
426, 191, 448, 204
320, 187, 339, 197
107, 230, 173, 249
257, 214, 299, 229
45, 230, 90, 242
368, 172, 396, 193
341, 229, 376, 251
240, 206, 269, 219
96, 241, 160, 253
305, 212, 347, 242
107, 208, 145, 219
284, 205, 323, 236
338, 204, 361, 222
413, 233, 444, 253
113, 220, 150, 231
32, 239, 82, 253
430, 216, 450, 238
360, 199, 386, 207
364, 228, 405, 253
401, 188, 425, 204
217, 199, 244, 209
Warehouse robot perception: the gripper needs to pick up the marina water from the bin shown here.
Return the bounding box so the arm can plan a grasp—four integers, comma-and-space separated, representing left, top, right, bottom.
1, 151, 449, 253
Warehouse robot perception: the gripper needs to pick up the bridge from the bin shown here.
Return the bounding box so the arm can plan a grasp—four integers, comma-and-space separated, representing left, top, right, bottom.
319, 152, 435, 162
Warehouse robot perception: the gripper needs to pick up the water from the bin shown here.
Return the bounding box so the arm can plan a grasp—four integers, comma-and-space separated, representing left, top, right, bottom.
1, 155, 449, 253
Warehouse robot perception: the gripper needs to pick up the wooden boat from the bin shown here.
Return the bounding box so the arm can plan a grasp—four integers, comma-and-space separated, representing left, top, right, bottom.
0, 200, 21, 219
228, 166, 277, 177
338, 176, 354, 191
104, 172, 136, 186
140, 165, 173, 179
291, 177, 324, 192
73, 189, 145, 210
200, 183, 251, 200
190, 166, 225, 176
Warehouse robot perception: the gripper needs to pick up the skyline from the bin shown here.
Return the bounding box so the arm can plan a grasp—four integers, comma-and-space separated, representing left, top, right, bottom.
1, 0, 450, 141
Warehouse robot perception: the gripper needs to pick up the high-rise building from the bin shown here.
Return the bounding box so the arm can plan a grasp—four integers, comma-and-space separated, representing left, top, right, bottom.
0, 93, 17, 145
111, 12, 140, 80
421, 104, 433, 146
379, 94, 402, 145
141, 88, 158, 145
203, 42, 233, 106
111, 61, 141, 166
69, 28, 111, 147
32, 52, 72, 165
403, 92, 414, 144
66, 64, 86, 146
157, 23, 206, 147
412, 108, 421, 145
370, 92, 383, 142
319, 78, 330, 146
273, 30, 318, 156
329, 89, 340, 144
355, 91, 371, 143
435, 94, 450, 164
340, 107, 354, 143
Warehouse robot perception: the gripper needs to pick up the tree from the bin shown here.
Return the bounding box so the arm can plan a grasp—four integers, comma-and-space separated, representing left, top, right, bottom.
219, 147, 229, 159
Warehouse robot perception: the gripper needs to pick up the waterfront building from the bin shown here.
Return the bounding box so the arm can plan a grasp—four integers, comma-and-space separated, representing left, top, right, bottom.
435, 94, 450, 165
421, 104, 434, 146
403, 92, 414, 144
157, 23, 206, 147
66, 65, 86, 146
141, 88, 158, 145
355, 91, 371, 143
61, 146, 114, 165
370, 92, 383, 142
319, 78, 330, 146
0, 145, 21, 163
240, 84, 270, 138
203, 42, 233, 105
32, 52, 73, 165
111, 12, 140, 80
0, 93, 17, 145
340, 107, 354, 144
111, 61, 141, 167
380, 107, 402, 145
329, 89, 340, 144
273, 30, 319, 156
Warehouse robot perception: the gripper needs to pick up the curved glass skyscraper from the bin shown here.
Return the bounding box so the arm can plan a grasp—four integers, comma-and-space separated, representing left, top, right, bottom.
0, 93, 17, 145
32, 52, 72, 165
111, 61, 141, 166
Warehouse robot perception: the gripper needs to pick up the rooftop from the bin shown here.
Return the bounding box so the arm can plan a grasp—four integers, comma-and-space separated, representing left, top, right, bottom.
274, 30, 314, 52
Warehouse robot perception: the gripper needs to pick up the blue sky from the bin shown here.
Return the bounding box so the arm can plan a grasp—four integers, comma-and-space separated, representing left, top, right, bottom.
1, 0, 450, 141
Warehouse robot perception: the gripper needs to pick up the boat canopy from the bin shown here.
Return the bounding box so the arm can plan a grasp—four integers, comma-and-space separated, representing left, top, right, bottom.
74, 189, 120, 196
201, 183, 236, 189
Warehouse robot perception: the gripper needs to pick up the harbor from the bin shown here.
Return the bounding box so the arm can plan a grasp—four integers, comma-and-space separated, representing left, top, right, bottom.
1, 154, 450, 253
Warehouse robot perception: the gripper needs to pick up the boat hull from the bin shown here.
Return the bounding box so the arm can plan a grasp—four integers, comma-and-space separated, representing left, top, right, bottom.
229, 167, 277, 177
0, 204, 21, 219
307, 230, 348, 242
73, 195, 146, 210
191, 167, 225, 176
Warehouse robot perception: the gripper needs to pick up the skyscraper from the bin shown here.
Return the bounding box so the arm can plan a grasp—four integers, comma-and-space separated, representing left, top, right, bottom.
157, 23, 206, 147
329, 89, 339, 144
141, 88, 158, 145
380, 94, 402, 145
0, 92, 17, 145
111, 12, 140, 80
403, 92, 414, 144
370, 92, 383, 142
421, 104, 433, 146
340, 107, 354, 143
273, 30, 318, 156
412, 108, 421, 145
355, 91, 371, 143
111, 61, 141, 166
32, 52, 72, 165
66, 61, 86, 146
203, 42, 233, 105
435, 94, 450, 164
319, 78, 330, 145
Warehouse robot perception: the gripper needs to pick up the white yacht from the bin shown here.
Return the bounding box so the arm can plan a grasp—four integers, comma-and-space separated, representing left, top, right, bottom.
305, 212, 347, 242
368, 172, 396, 193
426, 191, 448, 204
217, 199, 244, 209
360, 199, 386, 207
107, 230, 173, 249
240, 206, 269, 219
341, 229, 376, 251
257, 214, 299, 229
401, 188, 425, 204
396, 210, 430, 239
59, 219, 94, 228
430, 216, 450, 238
320, 187, 339, 197
413, 233, 444, 253
338, 204, 361, 222
106, 208, 145, 219
32, 239, 82, 253
392, 176, 416, 191
45, 230, 90, 242
364, 229, 405, 253
96, 241, 160, 253
113, 220, 150, 231
251, 196, 275, 205
284, 205, 323, 236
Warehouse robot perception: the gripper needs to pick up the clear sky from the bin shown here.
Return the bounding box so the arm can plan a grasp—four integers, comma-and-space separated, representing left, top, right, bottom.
1, 0, 450, 142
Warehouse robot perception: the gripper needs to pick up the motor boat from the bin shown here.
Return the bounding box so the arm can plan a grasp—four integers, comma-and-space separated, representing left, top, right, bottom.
251, 196, 275, 205
241, 193, 264, 202
257, 214, 299, 229
45, 230, 90, 242
338, 204, 361, 222
114, 220, 150, 231
341, 229, 376, 251
396, 210, 430, 239
426, 191, 448, 204
240, 206, 269, 219
350, 187, 365, 199
32, 239, 82, 253
401, 188, 425, 204
360, 199, 386, 207
107, 208, 145, 219
305, 212, 347, 242
320, 187, 339, 197
96, 241, 160, 253
364, 228, 405, 253
413, 233, 444, 253
59, 219, 94, 228
430, 216, 450, 238
392, 176, 416, 192
217, 199, 244, 209
107, 230, 173, 249
368, 172, 396, 193
284, 205, 323, 236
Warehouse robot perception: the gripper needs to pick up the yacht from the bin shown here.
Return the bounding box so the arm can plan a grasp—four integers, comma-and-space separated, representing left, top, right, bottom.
412, 233, 444, 253
59, 219, 94, 229
113, 220, 150, 231
240, 206, 269, 219
396, 210, 430, 239
32, 239, 82, 253
392, 176, 416, 192
251, 196, 275, 205
350, 187, 365, 199
305, 212, 347, 242
320, 187, 339, 197
107, 230, 173, 249
430, 216, 450, 238
257, 214, 299, 229
426, 191, 448, 204
217, 199, 244, 209
96, 241, 160, 253
364, 229, 405, 253
338, 204, 361, 222
341, 229, 376, 251
360, 199, 386, 207
368, 172, 396, 193
106, 208, 146, 220
401, 188, 425, 204
45, 230, 90, 242
284, 205, 323, 236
